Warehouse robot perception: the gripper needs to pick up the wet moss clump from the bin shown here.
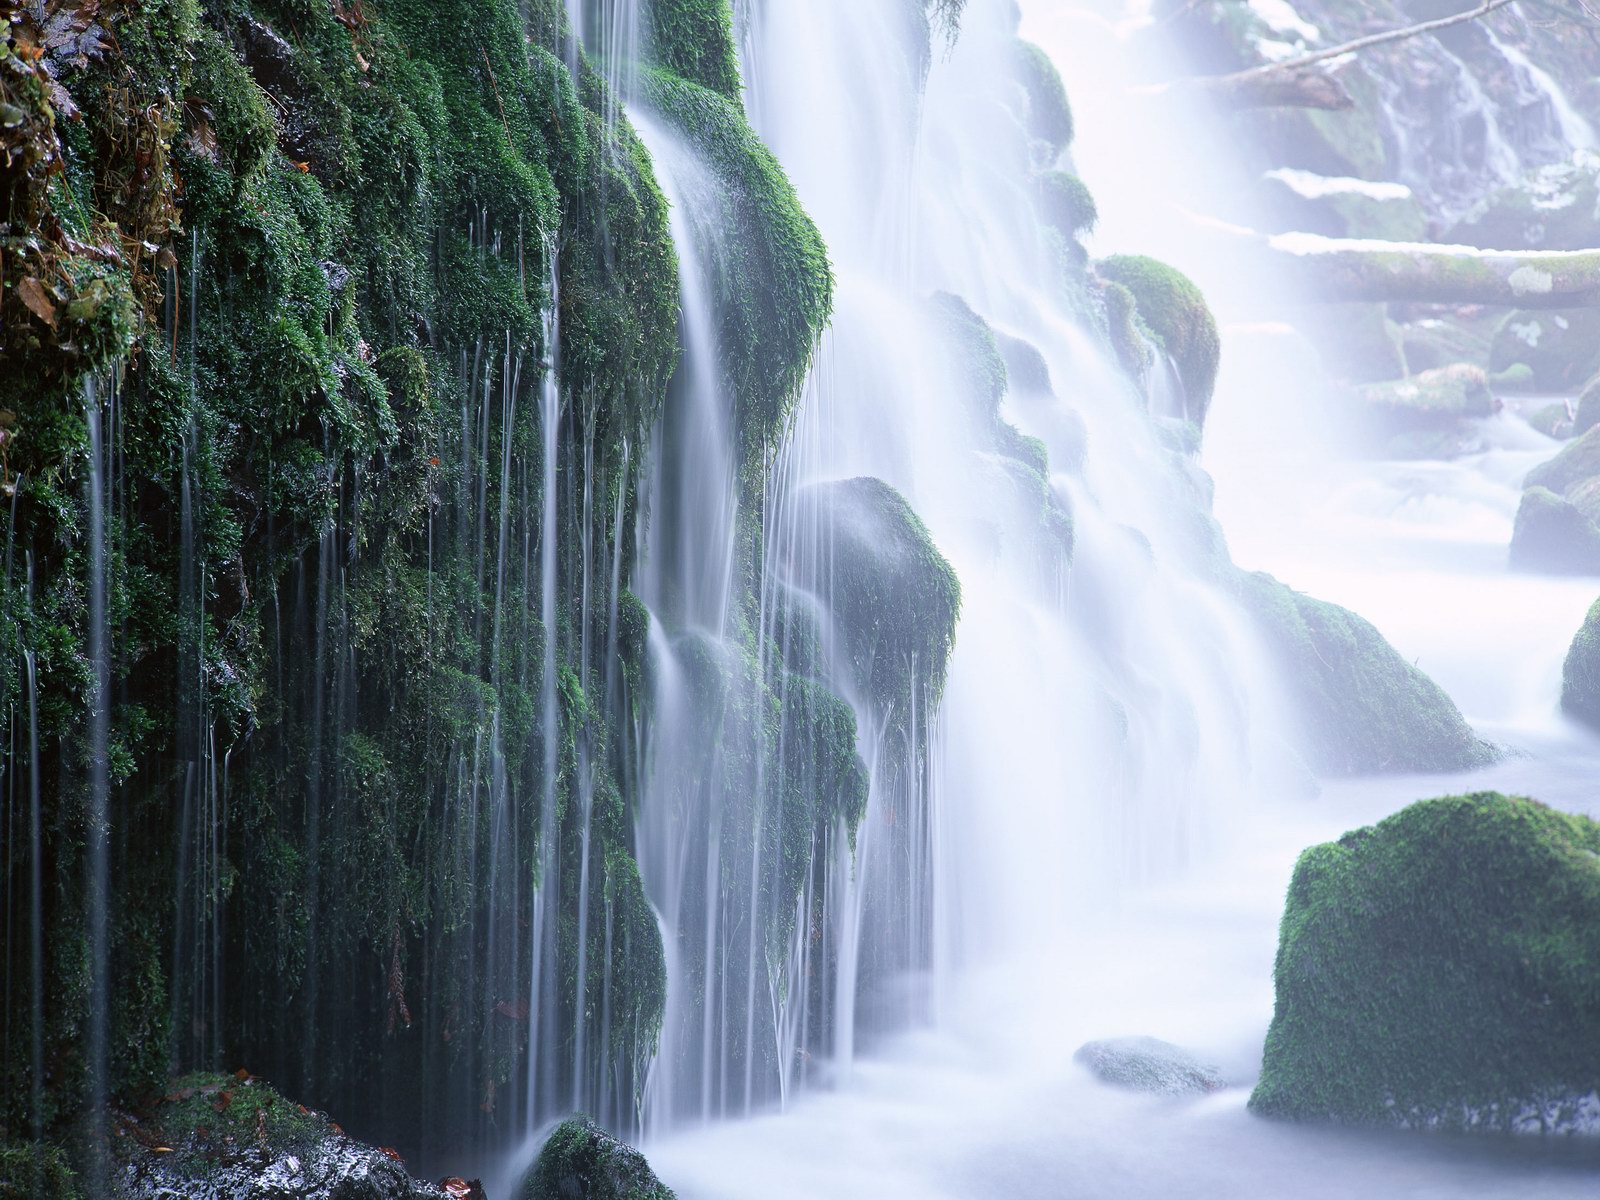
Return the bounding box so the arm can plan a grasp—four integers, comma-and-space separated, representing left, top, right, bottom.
1561, 600, 1600, 731
1233, 569, 1495, 775
0, 1141, 80, 1200
521, 1117, 674, 1200
1252, 793, 1600, 1133
639, 69, 833, 464
1010, 39, 1073, 160
642, 0, 742, 101
1097, 255, 1221, 426
1034, 170, 1097, 240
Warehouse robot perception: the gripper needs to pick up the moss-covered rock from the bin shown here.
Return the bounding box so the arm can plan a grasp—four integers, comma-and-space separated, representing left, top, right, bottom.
1489, 309, 1600, 393
1251, 794, 1600, 1133
1074, 1037, 1224, 1097
110, 1073, 454, 1199
1526, 424, 1600, 496
1510, 487, 1600, 576
1355, 363, 1498, 432
1575, 372, 1600, 437
1528, 401, 1575, 441
1233, 570, 1495, 775
1096, 256, 1221, 425
794, 478, 961, 739
521, 1117, 673, 1200
1010, 39, 1073, 161
640, 70, 832, 462
1034, 170, 1097, 240
1561, 600, 1600, 731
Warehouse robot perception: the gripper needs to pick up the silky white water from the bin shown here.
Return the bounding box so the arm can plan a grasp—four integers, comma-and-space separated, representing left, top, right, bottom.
622, 0, 1600, 1196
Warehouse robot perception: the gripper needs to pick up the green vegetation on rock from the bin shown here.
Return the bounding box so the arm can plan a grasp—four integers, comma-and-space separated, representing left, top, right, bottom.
1034, 171, 1098, 240
1097, 256, 1221, 425
522, 1117, 674, 1200
1233, 569, 1495, 775
642, 0, 742, 101
1252, 793, 1600, 1132
1510, 487, 1600, 576
1561, 600, 1600, 730
1010, 40, 1073, 159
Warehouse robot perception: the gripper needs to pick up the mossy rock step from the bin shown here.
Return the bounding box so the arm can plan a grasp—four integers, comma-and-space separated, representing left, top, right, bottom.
521, 1117, 674, 1200
1562, 600, 1600, 732
1096, 256, 1220, 426
110, 1073, 458, 1199
1252, 793, 1600, 1133
1355, 364, 1498, 432
1233, 569, 1495, 776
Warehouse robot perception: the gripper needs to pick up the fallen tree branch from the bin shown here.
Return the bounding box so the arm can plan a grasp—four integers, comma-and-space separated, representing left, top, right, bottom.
1229, 0, 1517, 80
1266, 233, 1600, 309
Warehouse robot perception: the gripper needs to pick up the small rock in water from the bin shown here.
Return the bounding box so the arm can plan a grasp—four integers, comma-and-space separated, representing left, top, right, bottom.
521, 1118, 674, 1200
1074, 1036, 1224, 1096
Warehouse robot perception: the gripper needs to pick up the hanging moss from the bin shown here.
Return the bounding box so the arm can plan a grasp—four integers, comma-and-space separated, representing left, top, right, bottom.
639, 69, 833, 463
1561, 599, 1600, 730
641, 0, 742, 101
1096, 255, 1220, 426
1252, 793, 1600, 1133
1232, 569, 1495, 775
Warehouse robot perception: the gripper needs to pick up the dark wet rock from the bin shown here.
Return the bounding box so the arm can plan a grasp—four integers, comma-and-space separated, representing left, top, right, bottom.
1510, 486, 1600, 576
1074, 1037, 1224, 1096
111, 1073, 452, 1200
521, 1117, 674, 1200
1252, 793, 1600, 1133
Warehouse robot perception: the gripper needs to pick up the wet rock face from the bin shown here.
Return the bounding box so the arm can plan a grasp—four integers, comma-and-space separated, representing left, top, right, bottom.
1510, 486, 1600, 576
111, 1074, 455, 1200
1561, 600, 1600, 731
521, 1118, 675, 1200
1074, 1037, 1224, 1097
1251, 793, 1600, 1134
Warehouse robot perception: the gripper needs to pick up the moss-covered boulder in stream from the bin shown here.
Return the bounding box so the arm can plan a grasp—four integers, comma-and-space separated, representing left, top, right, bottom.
1489, 309, 1600, 393
1510, 487, 1600, 576
110, 1073, 457, 1199
1251, 794, 1600, 1133
1233, 570, 1495, 775
1528, 424, 1600, 497
1096, 256, 1221, 425
1355, 364, 1498, 432
521, 1118, 674, 1200
1561, 600, 1600, 731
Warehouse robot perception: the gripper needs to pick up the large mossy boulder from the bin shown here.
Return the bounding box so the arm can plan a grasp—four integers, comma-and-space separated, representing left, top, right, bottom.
1252, 794, 1600, 1133
1096, 256, 1221, 426
1233, 570, 1495, 775
1561, 600, 1600, 731
521, 1118, 674, 1200
1510, 487, 1600, 576
1074, 1037, 1224, 1097
111, 1073, 454, 1199
1526, 423, 1600, 497
793, 478, 961, 738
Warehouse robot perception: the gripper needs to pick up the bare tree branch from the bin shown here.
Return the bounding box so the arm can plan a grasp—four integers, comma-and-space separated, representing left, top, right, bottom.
1228, 0, 1517, 81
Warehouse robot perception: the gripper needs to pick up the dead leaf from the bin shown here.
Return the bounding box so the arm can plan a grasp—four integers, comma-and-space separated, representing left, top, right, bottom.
379, 1146, 403, 1162
16, 278, 57, 329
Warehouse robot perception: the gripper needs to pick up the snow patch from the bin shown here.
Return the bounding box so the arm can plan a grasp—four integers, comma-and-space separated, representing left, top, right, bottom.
1508, 266, 1555, 297
1265, 168, 1412, 203
1246, 0, 1320, 42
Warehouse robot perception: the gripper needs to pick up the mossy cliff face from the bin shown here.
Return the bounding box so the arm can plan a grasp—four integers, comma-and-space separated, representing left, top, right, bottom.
0, 0, 707, 1170
1232, 570, 1495, 775
1252, 794, 1600, 1133
1096, 255, 1221, 426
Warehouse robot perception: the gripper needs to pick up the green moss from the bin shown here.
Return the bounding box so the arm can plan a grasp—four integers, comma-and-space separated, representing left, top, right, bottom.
1252, 793, 1600, 1131
927, 290, 1007, 416
1034, 170, 1097, 240
1097, 255, 1220, 425
1010, 40, 1073, 159
640, 69, 832, 463
522, 1117, 675, 1200
1356, 364, 1497, 431
1561, 600, 1600, 730
1526, 424, 1600, 496
0, 1142, 80, 1200
1510, 487, 1600, 575
797, 478, 962, 738
642, 0, 742, 101
1233, 569, 1495, 775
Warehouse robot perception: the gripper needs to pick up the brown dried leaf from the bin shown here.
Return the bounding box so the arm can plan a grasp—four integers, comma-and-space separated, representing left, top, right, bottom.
17, 277, 57, 329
